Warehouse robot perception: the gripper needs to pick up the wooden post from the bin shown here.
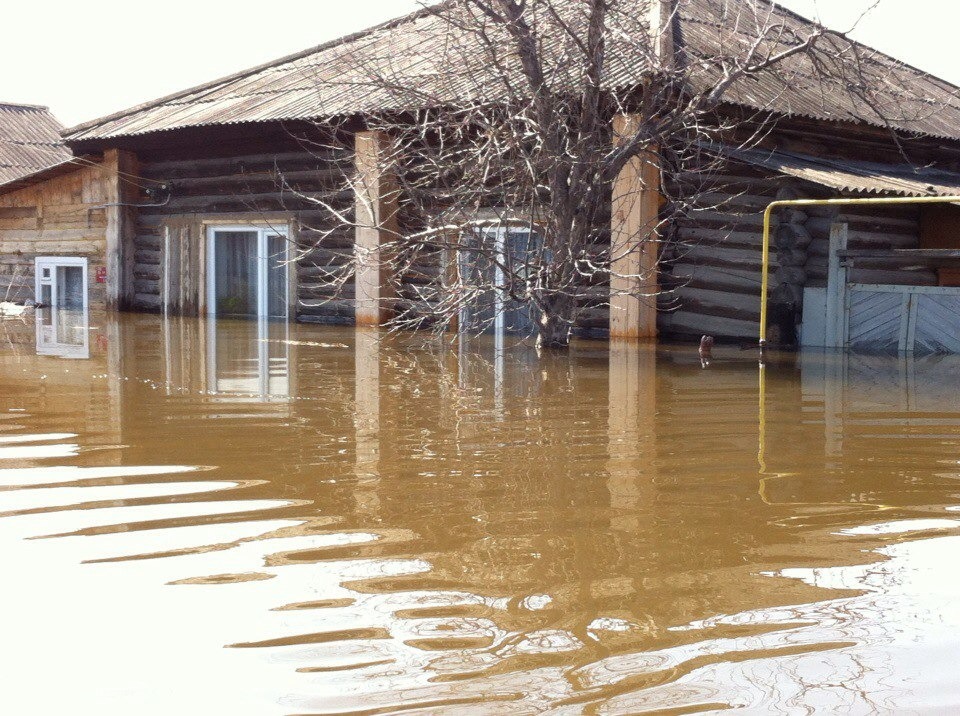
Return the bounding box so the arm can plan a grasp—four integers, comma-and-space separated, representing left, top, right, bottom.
610, 114, 660, 340
103, 148, 139, 311
354, 130, 399, 326
825, 222, 849, 348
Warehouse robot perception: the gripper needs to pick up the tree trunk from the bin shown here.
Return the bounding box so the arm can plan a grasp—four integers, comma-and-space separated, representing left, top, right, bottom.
537, 296, 574, 349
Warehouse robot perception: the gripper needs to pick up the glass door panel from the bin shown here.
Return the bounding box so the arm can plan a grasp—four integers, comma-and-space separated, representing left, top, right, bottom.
209, 227, 288, 320
56, 265, 85, 310
265, 233, 288, 319
214, 231, 258, 317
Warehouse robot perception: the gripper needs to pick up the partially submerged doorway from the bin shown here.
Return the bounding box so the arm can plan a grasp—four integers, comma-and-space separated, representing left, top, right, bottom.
459, 226, 541, 338
206, 226, 289, 319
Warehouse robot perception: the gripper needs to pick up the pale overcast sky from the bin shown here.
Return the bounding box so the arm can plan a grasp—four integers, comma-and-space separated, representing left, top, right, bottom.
2, 0, 957, 128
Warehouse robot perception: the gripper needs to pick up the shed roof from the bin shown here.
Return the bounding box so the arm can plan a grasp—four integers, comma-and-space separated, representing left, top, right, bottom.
716, 144, 960, 197
64, 0, 960, 143
0, 103, 71, 186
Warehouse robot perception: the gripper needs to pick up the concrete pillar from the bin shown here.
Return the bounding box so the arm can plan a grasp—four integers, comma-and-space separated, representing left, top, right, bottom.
103, 148, 139, 311
610, 114, 660, 340
354, 130, 399, 326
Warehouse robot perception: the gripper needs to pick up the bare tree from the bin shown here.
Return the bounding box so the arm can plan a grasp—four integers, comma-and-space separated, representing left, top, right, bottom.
293, 0, 931, 348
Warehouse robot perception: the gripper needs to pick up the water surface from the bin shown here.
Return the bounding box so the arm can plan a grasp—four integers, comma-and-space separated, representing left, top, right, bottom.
2, 312, 960, 714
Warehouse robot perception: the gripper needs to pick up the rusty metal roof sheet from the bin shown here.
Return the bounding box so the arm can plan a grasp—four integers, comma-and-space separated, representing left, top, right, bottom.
0, 103, 71, 185
63, 0, 960, 143
716, 143, 960, 197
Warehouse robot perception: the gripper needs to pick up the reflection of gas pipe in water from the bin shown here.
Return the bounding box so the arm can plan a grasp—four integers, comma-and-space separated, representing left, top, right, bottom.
756, 350, 896, 516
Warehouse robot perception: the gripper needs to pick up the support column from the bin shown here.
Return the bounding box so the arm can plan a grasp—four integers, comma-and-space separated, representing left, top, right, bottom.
103, 148, 139, 311
610, 114, 660, 340
354, 130, 399, 326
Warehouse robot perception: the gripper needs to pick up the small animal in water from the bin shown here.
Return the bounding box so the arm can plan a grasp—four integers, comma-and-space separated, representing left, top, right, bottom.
699, 335, 714, 367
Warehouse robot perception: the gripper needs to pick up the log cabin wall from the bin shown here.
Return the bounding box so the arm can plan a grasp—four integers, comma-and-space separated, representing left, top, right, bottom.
659, 161, 797, 341
659, 162, 928, 341
815, 206, 931, 287
0, 162, 110, 308
385, 142, 612, 337
117, 124, 355, 322
69, 116, 942, 342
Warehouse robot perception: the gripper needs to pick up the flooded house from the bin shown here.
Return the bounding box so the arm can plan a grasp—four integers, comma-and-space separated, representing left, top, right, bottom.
7, 1, 960, 350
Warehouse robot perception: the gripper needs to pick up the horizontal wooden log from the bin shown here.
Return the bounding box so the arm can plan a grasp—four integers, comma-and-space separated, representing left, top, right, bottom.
133, 293, 162, 309
167, 167, 347, 190
296, 313, 355, 326
674, 286, 762, 314
141, 150, 351, 180
134, 279, 160, 295
298, 284, 355, 300
669, 262, 763, 292
135, 234, 162, 250
661, 310, 759, 340
133, 264, 161, 281
135, 249, 161, 265
296, 298, 355, 315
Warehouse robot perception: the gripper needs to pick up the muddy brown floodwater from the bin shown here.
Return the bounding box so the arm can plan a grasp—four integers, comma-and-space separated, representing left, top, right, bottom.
2, 312, 960, 714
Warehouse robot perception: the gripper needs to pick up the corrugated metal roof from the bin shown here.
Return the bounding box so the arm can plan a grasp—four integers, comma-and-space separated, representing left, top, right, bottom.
0, 103, 71, 185
714, 143, 960, 197
63, 0, 960, 143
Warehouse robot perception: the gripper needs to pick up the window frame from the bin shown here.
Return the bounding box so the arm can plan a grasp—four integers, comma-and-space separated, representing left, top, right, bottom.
34, 256, 89, 314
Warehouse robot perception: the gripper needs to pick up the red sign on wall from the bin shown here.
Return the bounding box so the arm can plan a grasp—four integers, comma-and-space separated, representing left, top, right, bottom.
96, 266, 107, 284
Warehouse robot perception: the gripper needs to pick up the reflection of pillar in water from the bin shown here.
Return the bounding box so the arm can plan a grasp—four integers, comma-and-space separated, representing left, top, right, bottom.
607, 340, 657, 533
799, 348, 839, 464
101, 311, 124, 466
493, 334, 505, 420
354, 329, 381, 517
824, 350, 846, 461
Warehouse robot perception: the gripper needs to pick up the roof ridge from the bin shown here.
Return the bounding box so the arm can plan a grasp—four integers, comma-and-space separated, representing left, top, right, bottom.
59, 0, 960, 144
0, 102, 52, 112
63, 0, 452, 139
765, 0, 960, 92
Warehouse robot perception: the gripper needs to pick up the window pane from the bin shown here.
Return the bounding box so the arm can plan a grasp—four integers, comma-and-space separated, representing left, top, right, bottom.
214, 231, 258, 316
459, 229, 540, 337
56, 266, 84, 310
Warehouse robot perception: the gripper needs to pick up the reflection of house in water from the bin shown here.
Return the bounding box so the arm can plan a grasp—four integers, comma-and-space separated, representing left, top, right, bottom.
7, 313, 960, 712
801, 350, 960, 467
36, 309, 90, 359
204, 319, 291, 402
152, 315, 294, 406
0, 310, 121, 458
